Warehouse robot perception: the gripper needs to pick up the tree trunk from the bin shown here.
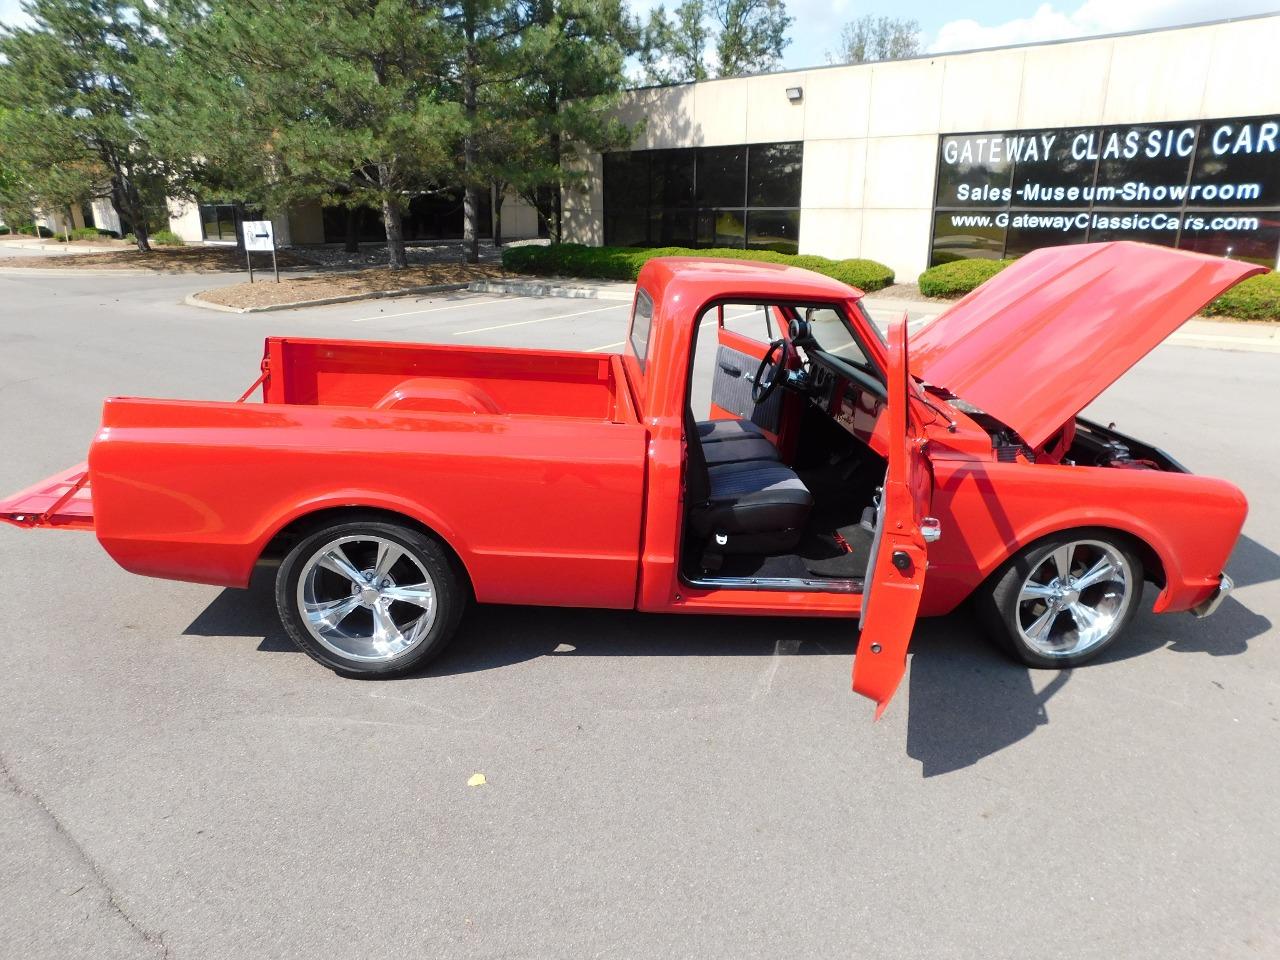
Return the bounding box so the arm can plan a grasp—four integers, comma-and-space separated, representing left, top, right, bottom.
460, 14, 480, 265
111, 172, 150, 253
492, 183, 504, 248
344, 207, 360, 253
549, 127, 562, 244
381, 196, 407, 270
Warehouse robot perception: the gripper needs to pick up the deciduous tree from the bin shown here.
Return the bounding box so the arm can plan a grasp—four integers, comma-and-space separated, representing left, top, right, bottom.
827, 14, 920, 65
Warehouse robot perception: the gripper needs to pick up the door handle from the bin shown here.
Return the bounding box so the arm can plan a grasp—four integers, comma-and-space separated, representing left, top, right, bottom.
718, 362, 744, 377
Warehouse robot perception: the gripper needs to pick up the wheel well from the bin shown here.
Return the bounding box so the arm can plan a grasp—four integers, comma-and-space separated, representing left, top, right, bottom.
257, 506, 474, 595
991, 525, 1166, 589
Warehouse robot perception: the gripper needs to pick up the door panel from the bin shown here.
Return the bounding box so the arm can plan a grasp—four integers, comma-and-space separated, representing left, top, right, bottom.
710, 343, 784, 433
852, 316, 932, 718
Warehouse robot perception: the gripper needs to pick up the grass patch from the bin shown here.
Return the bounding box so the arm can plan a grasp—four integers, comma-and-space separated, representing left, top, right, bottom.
502, 243, 895, 292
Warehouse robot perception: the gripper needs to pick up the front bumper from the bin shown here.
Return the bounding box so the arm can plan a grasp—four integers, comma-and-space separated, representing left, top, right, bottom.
1191, 573, 1233, 619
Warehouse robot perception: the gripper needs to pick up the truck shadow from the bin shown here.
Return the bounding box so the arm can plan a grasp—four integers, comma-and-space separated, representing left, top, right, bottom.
185, 569, 1270, 779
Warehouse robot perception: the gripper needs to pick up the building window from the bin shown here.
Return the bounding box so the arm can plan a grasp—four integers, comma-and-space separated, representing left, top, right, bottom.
199, 202, 242, 242
604, 142, 803, 254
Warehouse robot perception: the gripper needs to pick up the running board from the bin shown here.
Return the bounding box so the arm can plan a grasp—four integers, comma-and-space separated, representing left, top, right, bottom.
683, 574, 863, 594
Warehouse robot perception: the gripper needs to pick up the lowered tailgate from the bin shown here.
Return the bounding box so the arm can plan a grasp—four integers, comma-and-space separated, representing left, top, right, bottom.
0, 462, 93, 530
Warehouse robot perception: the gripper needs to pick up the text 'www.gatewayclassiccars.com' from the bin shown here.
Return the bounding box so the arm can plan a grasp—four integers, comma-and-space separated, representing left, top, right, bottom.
948, 211, 1262, 234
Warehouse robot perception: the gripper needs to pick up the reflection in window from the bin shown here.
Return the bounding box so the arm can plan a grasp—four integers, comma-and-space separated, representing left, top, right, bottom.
746, 209, 800, 254
604, 143, 802, 253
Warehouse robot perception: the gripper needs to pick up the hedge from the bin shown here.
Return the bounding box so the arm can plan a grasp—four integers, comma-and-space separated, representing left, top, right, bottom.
917, 258, 1015, 298
152, 229, 185, 246
501, 243, 895, 292
1202, 272, 1280, 321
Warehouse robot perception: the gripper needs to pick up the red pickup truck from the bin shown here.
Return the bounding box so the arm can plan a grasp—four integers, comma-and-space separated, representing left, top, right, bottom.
0, 242, 1260, 715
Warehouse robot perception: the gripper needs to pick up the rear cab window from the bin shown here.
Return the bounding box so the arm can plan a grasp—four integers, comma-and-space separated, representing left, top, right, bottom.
629, 288, 654, 371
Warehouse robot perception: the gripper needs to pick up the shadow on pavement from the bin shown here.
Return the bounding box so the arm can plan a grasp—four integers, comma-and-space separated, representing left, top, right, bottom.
1228, 534, 1280, 590
185, 567, 1270, 778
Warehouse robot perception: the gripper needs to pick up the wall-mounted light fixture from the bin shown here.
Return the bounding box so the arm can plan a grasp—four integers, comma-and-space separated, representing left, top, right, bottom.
785, 86, 803, 103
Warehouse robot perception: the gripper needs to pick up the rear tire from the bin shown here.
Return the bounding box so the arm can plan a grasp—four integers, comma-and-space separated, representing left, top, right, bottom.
977, 529, 1144, 668
275, 518, 466, 677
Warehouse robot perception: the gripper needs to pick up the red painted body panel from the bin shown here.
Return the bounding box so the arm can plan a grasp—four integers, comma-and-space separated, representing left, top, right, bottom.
852, 318, 931, 717
86, 339, 649, 607
912, 242, 1266, 449
0, 462, 94, 530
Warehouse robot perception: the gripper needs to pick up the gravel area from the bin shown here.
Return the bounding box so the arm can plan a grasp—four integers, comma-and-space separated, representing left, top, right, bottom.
194, 262, 507, 309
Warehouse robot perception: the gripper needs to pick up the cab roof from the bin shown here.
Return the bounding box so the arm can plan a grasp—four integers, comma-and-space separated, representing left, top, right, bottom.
638, 257, 865, 306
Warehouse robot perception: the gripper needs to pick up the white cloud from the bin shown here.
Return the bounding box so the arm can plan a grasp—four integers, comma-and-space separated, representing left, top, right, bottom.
930, 0, 1280, 53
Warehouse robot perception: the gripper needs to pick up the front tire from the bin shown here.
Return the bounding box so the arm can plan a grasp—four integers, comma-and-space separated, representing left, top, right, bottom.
977, 530, 1144, 668
276, 518, 466, 677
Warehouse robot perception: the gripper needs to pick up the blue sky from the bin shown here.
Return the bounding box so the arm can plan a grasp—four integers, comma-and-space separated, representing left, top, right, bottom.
1, 0, 1277, 72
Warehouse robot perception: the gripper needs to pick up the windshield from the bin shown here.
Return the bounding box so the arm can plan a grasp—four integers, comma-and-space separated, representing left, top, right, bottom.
803, 303, 884, 364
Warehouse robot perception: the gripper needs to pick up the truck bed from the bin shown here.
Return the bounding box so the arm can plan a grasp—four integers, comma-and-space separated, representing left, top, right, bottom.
261, 337, 638, 423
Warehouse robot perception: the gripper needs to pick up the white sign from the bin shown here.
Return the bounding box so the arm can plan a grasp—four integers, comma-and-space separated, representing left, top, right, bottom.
243, 220, 274, 252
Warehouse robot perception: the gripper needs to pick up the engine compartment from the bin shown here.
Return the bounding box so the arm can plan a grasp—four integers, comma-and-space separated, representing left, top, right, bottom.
1064, 418, 1189, 473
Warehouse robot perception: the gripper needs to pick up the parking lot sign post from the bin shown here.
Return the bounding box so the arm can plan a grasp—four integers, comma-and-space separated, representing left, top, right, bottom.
242, 220, 278, 283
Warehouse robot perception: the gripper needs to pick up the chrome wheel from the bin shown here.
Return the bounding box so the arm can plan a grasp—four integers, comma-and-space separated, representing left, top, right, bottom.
1015, 539, 1133, 659
296, 534, 437, 663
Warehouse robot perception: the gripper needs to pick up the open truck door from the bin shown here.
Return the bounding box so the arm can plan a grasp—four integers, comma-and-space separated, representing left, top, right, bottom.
853, 315, 935, 718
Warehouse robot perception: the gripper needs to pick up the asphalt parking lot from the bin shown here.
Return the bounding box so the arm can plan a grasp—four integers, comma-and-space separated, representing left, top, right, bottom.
1, 264, 1277, 959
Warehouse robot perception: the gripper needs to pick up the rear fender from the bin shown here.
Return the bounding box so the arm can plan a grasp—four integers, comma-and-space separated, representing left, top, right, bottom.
249, 490, 476, 585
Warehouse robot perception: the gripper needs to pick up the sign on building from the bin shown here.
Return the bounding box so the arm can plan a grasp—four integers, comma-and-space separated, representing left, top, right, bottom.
930, 115, 1280, 268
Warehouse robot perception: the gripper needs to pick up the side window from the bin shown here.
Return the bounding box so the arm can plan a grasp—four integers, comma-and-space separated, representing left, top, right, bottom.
629, 289, 654, 371
717, 303, 777, 342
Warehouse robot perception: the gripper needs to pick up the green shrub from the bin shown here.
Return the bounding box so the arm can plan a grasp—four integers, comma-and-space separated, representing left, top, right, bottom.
123, 232, 136, 244
918, 258, 1015, 298
151, 229, 184, 246
0, 225, 10, 235
501, 243, 895, 292
1202, 272, 1280, 321
70, 226, 101, 241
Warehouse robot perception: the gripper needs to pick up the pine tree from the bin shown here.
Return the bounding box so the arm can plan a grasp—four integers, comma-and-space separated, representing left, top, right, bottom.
0, 0, 175, 252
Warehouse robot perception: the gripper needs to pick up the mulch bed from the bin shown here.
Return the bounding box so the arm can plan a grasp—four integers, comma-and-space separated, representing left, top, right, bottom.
0, 245, 312, 272
195, 262, 507, 309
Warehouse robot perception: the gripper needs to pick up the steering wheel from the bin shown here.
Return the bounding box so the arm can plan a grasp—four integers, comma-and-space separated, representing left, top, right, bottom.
752, 338, 791, 404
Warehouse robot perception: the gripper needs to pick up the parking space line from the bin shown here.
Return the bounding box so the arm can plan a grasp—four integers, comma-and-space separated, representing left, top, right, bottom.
453, 302, 626, 335
586, 341, 625, 353
353, 295, 528, 323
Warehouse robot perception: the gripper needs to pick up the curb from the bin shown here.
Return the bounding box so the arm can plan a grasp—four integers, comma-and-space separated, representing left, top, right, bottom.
467, 278, 633, 301
184, 282, 471, 314
0, 266, 160, 277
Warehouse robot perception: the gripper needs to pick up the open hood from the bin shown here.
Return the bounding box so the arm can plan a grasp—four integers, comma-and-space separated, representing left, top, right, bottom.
910, 242, 1266, 450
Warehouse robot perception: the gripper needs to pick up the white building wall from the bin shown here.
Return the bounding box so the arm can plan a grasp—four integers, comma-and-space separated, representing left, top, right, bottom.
565, 14, 1280, 283
168, 199, 205, 242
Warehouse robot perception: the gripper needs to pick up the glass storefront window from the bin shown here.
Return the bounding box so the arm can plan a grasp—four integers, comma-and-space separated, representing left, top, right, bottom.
746, 209, 800, 254
747, 142, 803, 208
604, 143, 802, 251
931, 114, 1280, 267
